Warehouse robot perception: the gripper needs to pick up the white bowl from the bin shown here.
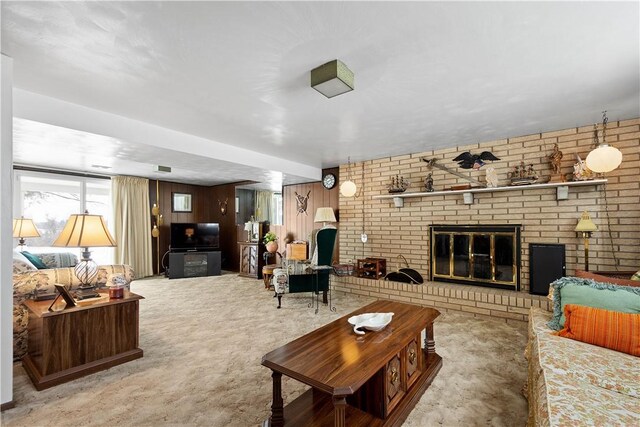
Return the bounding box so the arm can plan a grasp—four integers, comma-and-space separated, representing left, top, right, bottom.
348, 312, 394, 335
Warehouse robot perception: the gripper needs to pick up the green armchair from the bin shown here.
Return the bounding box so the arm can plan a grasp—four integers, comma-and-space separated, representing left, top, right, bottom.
277, 227, 337, 308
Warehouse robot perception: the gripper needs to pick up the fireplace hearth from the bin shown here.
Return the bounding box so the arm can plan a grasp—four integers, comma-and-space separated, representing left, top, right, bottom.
429, 225, 521, 290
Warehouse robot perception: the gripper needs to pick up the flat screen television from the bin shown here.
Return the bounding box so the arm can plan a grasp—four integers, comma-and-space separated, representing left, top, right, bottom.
170, 223, 220, 251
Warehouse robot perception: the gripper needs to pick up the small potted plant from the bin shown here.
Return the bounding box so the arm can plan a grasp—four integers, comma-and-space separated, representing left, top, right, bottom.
263, 231, 278, 253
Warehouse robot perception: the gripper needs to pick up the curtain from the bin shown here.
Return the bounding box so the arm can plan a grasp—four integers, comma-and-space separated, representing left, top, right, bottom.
111, 176, 153, 278
255, 191, 272, 222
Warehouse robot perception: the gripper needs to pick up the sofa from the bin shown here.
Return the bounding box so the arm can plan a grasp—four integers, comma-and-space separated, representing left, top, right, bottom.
525, 274, 640, 426
12, 264, 134, 361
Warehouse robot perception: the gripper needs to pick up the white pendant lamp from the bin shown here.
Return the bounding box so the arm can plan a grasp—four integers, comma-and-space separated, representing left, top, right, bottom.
585, 111, 622, 173
340, 157, 358, 197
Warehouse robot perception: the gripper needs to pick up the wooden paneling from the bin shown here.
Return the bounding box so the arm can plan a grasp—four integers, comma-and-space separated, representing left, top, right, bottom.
282, 167, 339, 261
208, 183, 239, 270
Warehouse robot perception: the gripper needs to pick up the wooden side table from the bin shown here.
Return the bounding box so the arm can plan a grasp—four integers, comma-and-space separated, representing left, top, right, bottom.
22, 291, 144, 390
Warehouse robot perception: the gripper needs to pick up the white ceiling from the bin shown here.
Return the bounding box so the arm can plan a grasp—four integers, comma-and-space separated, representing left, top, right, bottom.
2, 1, 639, 185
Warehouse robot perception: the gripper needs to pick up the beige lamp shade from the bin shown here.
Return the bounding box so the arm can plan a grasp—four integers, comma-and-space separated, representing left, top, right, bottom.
586, 144, 622, 173
314, 207, 337, 223
575, 211, 598, 232
244, 222, 253, 232
53, 212, 116, 248
13, 217, 41, 238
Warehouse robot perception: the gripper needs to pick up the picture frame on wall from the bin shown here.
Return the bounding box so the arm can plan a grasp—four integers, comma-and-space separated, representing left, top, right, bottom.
172, 192, 193, 213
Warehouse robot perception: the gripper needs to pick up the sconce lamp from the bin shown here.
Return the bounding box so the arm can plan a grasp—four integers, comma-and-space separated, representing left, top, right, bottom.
586, 111, 622, 173
53, 211, 117, 299
314, 207, 337, 228
575, 211, 598, 271
13, 217, 41, 251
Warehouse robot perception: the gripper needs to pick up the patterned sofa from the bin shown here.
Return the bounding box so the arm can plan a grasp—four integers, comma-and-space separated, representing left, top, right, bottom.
12, 264, 134, 361
526, 307, 640, 426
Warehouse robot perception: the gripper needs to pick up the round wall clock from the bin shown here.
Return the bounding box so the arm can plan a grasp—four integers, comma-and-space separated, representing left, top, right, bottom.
322, 173, 336, 189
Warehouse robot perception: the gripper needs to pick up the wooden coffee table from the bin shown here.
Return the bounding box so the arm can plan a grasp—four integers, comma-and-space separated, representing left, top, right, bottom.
261, 300, 442, 426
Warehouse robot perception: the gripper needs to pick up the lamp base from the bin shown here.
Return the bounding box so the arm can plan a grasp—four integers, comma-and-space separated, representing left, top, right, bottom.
74, 284, 100, 300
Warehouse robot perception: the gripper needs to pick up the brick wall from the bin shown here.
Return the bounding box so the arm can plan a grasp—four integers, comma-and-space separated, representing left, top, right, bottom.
335, 118, 640, 320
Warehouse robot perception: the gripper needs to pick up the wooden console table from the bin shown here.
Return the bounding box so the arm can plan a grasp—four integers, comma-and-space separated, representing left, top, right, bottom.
22, 291, 144, 390
261, 300, 442, 426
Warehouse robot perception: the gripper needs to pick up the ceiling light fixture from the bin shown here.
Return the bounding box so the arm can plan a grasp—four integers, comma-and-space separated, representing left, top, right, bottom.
311, 59, 354, 98
586, 111, 622, 173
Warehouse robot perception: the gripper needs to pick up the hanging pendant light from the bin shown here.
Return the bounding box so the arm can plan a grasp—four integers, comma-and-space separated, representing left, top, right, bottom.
340, 157, 358, 197
586, 111, 622, 173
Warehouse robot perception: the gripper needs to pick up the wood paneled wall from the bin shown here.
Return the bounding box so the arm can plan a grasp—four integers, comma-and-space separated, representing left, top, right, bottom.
282, 167, 340, 259
208, 183, 239, 271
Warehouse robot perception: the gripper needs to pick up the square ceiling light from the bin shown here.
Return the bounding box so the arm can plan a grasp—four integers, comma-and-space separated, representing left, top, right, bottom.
310, 59, 354, 98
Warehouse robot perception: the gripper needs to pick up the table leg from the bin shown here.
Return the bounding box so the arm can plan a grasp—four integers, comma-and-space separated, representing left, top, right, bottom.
269, 371, 284, 427
333, 396, 347, 427
424, 323, 436, 355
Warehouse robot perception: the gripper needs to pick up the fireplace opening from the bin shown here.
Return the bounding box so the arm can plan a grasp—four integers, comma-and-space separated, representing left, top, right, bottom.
430, 225, 521, 290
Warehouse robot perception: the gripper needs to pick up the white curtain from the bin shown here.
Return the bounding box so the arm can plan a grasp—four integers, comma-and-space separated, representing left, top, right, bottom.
111, 176, 153, 278
255, 191, 272, 222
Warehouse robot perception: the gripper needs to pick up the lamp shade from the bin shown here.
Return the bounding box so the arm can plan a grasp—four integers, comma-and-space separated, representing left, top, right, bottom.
13, 217, 41, 238
585, 144, 622, 173
314, 207, 337, 223
311, 59, 354, 98
244, 222, 253, 231
340, 180, 357, 197
53, 212, 116, 248
575, 211, 598, 232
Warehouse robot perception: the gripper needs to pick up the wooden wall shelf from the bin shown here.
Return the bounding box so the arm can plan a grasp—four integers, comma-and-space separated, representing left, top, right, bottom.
373, 179, 607, 207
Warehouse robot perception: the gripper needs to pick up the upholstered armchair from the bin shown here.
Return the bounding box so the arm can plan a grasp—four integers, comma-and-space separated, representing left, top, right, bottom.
276, 227, 337, 308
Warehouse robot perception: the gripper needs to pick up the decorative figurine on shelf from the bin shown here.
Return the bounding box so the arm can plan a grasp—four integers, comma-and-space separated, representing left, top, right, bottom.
573, 154, 593, 181
424, 173, 434, 192
484, 167, 498, 188
508, 161, 539, 186
388, 174, 409, 193
452, 151, 501, 169
547, 143, 566, 183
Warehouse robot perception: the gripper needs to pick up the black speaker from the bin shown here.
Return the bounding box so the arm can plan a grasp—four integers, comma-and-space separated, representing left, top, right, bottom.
529, 244, 566, 295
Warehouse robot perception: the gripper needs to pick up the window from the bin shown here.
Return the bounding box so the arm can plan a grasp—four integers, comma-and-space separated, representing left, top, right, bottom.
14, 170, 113, 265
271, 193, 283, 225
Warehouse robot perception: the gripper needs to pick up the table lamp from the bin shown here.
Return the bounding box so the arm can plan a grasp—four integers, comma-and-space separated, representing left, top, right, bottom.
575, 211, 597, 271
244, 222, 253, 242
53, 211, 117, 299
314, 207, 337, 228
13, 217, 41, 251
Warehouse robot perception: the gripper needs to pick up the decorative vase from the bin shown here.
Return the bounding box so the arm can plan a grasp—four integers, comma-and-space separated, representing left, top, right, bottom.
266, 241, 278, 253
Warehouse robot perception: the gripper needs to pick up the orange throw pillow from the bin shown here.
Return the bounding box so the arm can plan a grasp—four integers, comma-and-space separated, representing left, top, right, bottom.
557, 304, 640, 357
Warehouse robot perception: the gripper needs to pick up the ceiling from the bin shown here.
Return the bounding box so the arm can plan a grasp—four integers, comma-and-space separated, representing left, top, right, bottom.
2, 1, 639, 185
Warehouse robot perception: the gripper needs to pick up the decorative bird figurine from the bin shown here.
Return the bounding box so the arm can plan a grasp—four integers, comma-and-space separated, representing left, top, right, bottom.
452, 151, 501, 169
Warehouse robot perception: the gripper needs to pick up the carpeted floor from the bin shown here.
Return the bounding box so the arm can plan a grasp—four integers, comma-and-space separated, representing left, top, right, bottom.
2, 274, 528, 426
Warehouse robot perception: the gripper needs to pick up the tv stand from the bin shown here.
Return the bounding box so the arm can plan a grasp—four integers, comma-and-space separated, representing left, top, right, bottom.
168, 251, 221, 279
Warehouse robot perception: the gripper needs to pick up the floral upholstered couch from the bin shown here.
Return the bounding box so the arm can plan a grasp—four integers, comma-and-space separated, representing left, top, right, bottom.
526, 307, 640, 426
12, 264, 134, 361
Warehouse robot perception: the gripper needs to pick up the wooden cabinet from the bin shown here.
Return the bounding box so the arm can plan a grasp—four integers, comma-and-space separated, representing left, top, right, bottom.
238, 242, 265, 279
22, 292, 144, 390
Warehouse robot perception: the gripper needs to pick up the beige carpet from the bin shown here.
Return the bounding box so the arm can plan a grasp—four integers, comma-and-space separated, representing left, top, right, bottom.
2, 274, 528, 426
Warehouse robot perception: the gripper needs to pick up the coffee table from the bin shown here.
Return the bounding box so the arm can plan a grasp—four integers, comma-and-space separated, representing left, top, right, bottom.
261, 300, 442, 426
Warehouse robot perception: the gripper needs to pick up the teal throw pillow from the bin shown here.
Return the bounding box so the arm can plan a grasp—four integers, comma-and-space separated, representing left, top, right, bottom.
20, 251, 48, 270
547, 276, 640, 330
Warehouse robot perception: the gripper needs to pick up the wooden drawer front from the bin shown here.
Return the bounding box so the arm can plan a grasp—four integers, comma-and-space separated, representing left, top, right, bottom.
405, 336, 422, 389
385, 353, 405, 413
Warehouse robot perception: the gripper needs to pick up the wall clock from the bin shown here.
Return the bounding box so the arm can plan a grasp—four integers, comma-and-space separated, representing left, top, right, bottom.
322, 173, 336, 189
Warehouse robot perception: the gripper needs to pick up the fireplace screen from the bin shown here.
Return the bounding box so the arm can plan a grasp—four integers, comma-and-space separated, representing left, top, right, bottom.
430, 225, 520, 290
